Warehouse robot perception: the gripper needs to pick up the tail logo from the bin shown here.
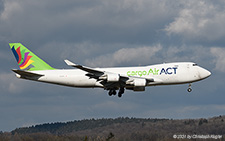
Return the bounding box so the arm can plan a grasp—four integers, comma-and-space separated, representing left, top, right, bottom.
11, 46, 34, 70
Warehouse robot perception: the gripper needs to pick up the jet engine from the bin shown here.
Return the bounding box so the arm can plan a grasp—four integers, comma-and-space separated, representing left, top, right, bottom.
133, 79, 146, 86
107, 73, 120, 82
133, 86, 145, 91
99, 73, 120, 82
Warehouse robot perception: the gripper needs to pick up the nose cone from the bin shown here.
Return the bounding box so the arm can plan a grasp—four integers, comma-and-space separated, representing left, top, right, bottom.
199, 68, 211, 79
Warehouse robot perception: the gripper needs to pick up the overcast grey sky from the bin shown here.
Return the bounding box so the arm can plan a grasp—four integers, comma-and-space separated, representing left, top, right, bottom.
0, 0, 225, 131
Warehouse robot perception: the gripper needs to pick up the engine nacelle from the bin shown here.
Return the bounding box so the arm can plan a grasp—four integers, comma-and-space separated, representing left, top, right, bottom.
133, 79, 146, 87
107, 73, 120, 82
133, 86, 145, 91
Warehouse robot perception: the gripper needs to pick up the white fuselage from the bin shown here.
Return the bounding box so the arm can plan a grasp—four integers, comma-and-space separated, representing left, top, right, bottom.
16, 62, 211, 89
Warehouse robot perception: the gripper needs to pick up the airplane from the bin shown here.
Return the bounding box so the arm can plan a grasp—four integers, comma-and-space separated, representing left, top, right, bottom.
9, 43, 211, 97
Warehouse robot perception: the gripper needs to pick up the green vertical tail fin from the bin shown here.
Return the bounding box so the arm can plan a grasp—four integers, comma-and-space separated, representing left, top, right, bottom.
9, 43, 55, 71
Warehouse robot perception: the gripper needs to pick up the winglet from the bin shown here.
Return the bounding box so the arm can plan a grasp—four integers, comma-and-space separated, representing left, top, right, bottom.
64, 59, 77, 66
64, 60, 76, 66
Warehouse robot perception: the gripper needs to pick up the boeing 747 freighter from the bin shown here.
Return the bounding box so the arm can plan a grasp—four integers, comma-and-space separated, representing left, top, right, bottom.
9, 43, 211, 97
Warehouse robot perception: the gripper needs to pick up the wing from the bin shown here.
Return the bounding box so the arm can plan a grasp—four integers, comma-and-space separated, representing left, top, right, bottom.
64, 59, 156, 90
64, 60, 103, 75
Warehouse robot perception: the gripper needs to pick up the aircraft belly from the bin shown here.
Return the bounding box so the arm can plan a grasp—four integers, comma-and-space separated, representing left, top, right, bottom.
73, 77, 97, 87
38, 75, 97, 87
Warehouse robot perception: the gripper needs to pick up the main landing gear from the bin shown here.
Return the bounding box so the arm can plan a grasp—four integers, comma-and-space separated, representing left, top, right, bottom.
118, 87, 124, 98
108, 87, 125, 98
108, 89, 116, 96
187, 83, 192, 92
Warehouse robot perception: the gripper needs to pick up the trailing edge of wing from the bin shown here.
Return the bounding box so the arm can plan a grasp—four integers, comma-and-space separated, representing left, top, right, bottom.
64, 59, 103, 75
12, 69, 44, 77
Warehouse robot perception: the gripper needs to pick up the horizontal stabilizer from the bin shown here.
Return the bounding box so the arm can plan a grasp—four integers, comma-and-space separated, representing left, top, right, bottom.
12, 69, 44, 78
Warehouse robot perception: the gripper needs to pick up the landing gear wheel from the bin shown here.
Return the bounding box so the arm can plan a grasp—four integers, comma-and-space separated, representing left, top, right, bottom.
187, 88, 192, 92
112, 90, 116, 95
108, 90, 113, 96
187, 83, 192, 92
118, 87, 124, 98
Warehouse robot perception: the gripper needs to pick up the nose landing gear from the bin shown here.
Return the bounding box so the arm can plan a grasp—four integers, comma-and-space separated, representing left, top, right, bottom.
187, 83, 192, 92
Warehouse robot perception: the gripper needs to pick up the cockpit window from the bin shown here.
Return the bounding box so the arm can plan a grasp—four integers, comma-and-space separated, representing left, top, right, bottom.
193, 63, 198, 66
